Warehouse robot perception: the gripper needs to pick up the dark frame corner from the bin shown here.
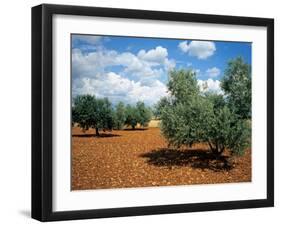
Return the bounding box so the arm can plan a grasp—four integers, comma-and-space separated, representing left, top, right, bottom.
32, 4, 274, 222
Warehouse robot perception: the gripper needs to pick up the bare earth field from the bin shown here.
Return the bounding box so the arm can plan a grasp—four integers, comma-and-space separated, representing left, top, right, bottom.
72, 127, 251, 190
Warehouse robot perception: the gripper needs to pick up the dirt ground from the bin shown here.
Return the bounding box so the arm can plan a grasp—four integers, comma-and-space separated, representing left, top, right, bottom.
71, 127, 251, 190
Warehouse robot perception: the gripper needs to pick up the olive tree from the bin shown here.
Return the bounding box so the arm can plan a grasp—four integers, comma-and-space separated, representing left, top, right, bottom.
72, 95, 114, 136
157, 69, 250, 157
221, 57, 251, 119
157, 69, 204, 147
203, 93, 250, 156
124, 102, 152, 129
125, 104, 139, 129
136, 101, 152, 127
113, 102, 126, 130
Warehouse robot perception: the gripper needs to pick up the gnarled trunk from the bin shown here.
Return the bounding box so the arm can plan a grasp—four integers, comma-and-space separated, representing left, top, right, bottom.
208, 141, 225, 157
95, 127, 100, 136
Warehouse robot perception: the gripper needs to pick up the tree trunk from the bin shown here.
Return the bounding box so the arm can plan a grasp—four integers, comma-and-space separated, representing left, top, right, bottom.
208, 141, 215, 152
208, 141, 224, 157
95, 127, 100, 136
132, 125, 135, 130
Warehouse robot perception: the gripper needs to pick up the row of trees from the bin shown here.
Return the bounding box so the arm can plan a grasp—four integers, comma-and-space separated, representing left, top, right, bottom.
72, 96, 152, 136
72, 56, 251, 157
156, 57, 251, 157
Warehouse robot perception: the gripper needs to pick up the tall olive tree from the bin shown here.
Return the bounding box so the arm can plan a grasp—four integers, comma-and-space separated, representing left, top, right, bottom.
221, 57, 251, 119
157, 69, 250, 156
157, 69, 205, 147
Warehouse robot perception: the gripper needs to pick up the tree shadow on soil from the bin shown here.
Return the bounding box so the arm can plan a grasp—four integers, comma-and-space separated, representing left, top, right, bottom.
123, 128, 148, 131
72, 133, 121, 138
140, 148, 233, 171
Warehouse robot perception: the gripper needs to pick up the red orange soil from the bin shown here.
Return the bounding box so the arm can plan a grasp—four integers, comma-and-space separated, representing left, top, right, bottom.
71, 127, 251, 190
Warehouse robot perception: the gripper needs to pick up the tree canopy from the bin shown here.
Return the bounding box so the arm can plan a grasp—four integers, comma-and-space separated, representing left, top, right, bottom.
221, 57, 251, 119
125, 102, 152, 129
113, 102, 126, 130
136, 101, 152, 127
157, 59, 251, 156
72, 95, 114, 135
72, 95, 152, 133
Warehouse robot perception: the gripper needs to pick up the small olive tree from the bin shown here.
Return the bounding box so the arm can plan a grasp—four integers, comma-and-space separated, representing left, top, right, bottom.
124, 104, 139, 129
124, 102, 152, 129
72, 95, 114, 136
136, 101, 152, 127
113, 102, 126, 130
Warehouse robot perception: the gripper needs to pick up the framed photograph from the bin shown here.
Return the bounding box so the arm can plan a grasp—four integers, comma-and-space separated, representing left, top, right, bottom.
32, 4, 274, 221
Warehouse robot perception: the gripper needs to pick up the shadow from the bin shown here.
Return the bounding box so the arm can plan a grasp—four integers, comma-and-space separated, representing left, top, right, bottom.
19, 210, 30, 218
123, 128, 148, 131
72, 133, 121, 138
140, 148, 233, 171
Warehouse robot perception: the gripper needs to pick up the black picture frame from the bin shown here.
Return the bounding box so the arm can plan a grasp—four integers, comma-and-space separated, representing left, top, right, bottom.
32, 3, 274, 222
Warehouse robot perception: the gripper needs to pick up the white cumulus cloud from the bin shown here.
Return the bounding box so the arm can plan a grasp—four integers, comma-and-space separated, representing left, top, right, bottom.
206, 67, 220, 78
197, 79, 223, 94
71, 44, 176, 106
138, 46, 168, 63
72, 45, 175, 81
178, 41, 189, 52
72, 72, 168, 106
178, 40, 216, 59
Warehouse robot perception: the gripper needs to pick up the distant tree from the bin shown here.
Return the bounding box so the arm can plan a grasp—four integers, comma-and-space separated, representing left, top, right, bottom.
136, 101, 152, 127
113, 102, 126, 130
72, 95, 94, 131
221, 57, 251, 119
97, 97, 114, 133
124, 102, 152, 129
125, 104, 139, 129
72, 95, 114, 136
72, 106, 78, 126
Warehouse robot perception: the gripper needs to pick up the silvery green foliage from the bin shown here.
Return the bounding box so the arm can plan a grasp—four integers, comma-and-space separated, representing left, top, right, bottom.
221, 57, 251, 119
113, 102, 126, 130
136, 101, 152, 127
204, 96, 250, 155
125, 104, 139, 129
125, 102, 152, 129
157, 68, 250, 156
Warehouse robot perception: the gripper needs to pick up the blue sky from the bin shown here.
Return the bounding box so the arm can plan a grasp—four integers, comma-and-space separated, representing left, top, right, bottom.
72, 34, 251, 106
